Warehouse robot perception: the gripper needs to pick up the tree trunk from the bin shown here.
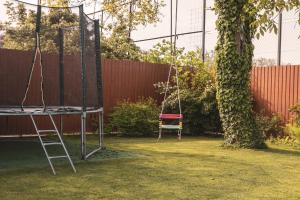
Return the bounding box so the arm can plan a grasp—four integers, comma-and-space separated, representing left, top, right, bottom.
214, 0, 265, 148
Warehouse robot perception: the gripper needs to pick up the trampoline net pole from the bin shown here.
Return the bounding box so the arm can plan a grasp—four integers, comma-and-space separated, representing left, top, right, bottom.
79, 5, 87, 112
59, 28, 65, 107
81, 112, 87, 159
58, 28, 64, 136
94, 19, 103, 109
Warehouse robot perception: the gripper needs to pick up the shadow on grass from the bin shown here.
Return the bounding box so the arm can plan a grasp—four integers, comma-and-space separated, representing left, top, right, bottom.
0, 138, 139, 173
257, 147, 300, 157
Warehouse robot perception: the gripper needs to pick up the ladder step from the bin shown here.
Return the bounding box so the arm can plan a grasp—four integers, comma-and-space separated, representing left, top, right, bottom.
49, 156, 68, 159
38, 130, 57, 133
43, 142, 62, 146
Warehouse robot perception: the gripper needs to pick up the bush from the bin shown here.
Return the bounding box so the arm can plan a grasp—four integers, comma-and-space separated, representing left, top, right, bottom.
284, 124, 300, 142
155, 60, 221, 135
289, 103, 300, 126
271, 103, 300, 146
109, 98, 159, 136
162, 85, 221, 135
255, 112, 284, 138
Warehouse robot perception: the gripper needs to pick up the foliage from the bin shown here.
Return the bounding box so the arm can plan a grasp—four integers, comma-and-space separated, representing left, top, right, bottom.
284, 123, 300, 142
268, 123, 300, 146
109, 98, 159, 136
214, 0, 265, 148
268, 134, 298, 146
144, 40, 214, 91
249, 0, 300, 39
142, 40, 185, 65
0, 0, 164, 60
101, 0, 164, 29
41, 0, 71, 7
289, 103, 300, 126
101, 35, 142, 60
0, 0, 79, 54
163, 84, 221, 135
255, 112, 284, 138
159, 66, 219, 135
283, 103, 300, 145
214, 0, 300, 149
253, 57, 276, 66
91, 0, 164, 60
142, 40, 213, 67
148, 40, 220, 134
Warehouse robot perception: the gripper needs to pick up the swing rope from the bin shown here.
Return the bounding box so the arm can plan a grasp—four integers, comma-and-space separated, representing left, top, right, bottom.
158, 0, 182, 140
160, 0, 181, 115
21, 32, 46, 111
21, 2, 45, 111
173, 0, 181, 115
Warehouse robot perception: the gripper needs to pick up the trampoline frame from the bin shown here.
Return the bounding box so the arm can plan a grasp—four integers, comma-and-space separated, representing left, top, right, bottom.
0, 107, 105, 160
0, 1, 105, 166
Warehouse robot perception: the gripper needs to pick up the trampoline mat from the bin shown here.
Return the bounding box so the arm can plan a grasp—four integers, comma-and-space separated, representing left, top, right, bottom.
0, 106, 102, 116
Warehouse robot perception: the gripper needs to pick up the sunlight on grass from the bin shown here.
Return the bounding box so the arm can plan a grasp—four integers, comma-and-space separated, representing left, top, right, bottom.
1, 136, 300, 200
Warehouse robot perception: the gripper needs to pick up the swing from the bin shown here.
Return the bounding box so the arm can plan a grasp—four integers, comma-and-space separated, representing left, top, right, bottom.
158, 0, 182, 140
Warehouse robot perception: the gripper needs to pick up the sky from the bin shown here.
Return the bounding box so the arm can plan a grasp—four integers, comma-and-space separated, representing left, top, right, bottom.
1, 0, 300, 64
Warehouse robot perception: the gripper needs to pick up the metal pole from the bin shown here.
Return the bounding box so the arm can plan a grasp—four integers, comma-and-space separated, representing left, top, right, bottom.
128, 0, 135, 39
81, 112, 87, 160
79, 5, 87, 112
202, 0, 206, 62
170, 0, 173, 54
58, 28, 64, 107
101, 11, 104, 36
277, 11, 282, 66
99, 111, 104, 148
60, 115, 63, 138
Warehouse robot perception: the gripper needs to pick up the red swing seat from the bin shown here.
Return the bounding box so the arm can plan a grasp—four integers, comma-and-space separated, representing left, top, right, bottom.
159, 114, 183, 130
159, 114, 183, 119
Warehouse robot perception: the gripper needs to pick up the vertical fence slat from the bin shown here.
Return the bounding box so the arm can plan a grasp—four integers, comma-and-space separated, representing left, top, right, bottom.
251, 65, 300, 123
1, 47, 300, 135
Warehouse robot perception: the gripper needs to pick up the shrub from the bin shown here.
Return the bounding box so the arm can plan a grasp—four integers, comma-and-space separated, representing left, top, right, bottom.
284, 124, 300, 142
159, 81, 221, 135
255, 112, 284, 138
268, 124, 299, 146
289, 103, 300, 126
155, 60, 221, 135
109, 98, 159, 136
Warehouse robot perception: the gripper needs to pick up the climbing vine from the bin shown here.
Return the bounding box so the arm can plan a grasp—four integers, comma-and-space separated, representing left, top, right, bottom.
214, 0, 265, 148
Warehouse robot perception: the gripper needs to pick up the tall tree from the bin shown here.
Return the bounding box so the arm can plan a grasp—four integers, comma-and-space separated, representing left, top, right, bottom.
0, 0, 79, 54
214, 0, 300, 148
82, 0, 165, 60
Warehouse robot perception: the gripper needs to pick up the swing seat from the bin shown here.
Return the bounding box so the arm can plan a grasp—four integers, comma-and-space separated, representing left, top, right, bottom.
160, 124, 182, 130
159, 114, 183, 119
159, 114, 183, 130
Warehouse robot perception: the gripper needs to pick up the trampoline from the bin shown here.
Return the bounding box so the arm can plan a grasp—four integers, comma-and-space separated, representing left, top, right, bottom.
0, 0, 104, 174
0, 106, 102, 115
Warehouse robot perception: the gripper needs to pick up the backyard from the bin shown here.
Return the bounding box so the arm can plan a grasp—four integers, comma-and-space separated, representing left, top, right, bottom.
1, 136, 300, 200
1, 0, 300, 199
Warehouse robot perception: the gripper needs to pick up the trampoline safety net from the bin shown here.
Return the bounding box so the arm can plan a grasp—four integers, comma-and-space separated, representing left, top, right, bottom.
0, 0, 103, 112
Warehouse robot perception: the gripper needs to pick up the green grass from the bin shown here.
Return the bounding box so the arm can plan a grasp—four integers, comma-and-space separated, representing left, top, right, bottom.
1, 136, 300, 200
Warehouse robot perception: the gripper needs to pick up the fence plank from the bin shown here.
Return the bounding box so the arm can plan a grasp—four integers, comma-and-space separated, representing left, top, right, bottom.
1, 48, 300, 135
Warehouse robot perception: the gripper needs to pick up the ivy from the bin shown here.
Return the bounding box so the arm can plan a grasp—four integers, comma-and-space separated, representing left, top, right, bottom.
214, 0, 265, 148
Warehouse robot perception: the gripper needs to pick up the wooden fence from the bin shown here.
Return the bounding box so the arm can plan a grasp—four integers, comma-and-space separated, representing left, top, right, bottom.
0, 48, 299, 135
0, 49, 169, 135
251, 65, 300, 122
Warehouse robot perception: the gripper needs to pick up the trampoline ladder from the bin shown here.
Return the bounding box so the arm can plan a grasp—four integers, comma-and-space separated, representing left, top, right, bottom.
30, 114, 76, 175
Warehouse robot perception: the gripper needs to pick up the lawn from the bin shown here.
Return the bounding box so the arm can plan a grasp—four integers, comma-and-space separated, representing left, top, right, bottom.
1, 136, 300, 200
